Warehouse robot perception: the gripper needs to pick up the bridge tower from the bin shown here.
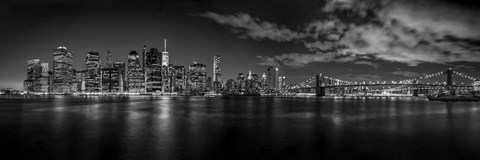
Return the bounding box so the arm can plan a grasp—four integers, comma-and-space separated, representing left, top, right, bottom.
315, 74, 325, 96
412, 80, 418, 97
446, 68, 453, 88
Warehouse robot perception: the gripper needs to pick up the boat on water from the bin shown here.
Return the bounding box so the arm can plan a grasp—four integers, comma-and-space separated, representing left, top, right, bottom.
427, 91, 480, 102
427, 96, 480, 102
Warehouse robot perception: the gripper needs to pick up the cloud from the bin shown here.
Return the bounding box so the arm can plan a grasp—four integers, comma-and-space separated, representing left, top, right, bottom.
343, 73, 383, 81
391, 71, 420, 77
198, 12, 307, 42
353, 61, 379, 68
262, 52, 362, 68
256, 56, 280, 66
322, 0, 383, 17
304, 41, 336, 51
199, 0, 480, 68
379, 0, 480, 39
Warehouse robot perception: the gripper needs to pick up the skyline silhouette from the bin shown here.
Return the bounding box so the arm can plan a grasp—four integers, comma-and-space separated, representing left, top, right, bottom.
1, 0, 480, 90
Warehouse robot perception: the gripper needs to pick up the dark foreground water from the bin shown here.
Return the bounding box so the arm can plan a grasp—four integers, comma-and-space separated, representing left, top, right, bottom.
0, 96, 479, 160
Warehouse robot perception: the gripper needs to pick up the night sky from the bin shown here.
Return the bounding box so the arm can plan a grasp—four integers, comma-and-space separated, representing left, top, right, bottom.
1, 0, 480, 89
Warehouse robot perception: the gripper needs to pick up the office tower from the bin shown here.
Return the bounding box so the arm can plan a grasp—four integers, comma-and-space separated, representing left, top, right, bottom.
261, 73, 267, 88
102, 68, 120, 92
142, 44, 147, 76
161, 39, 169, 67
127, 51, 145, 93
39, 62, 49, 93
251, 73, 259, 90
212, 55, 222, 92
244, 71, 259, 91
85, 52, 101, 92
278, 76, 286, 89
226, 79, 236, 91
114, 61, 126, 92
52, 46, 74, 94
160, 40, 170, 92
188, 62, 207, 94
23, 58, 42, 92
106, 50, 113, 68
27, 58, 42, 80
145, 48, 162, 92
237, 73, 245, 91
163, 64, 175, 93
172, 66, 186, 92
213, 55, 221, 82
267, 66, 279, 89
73, 70, 86, 92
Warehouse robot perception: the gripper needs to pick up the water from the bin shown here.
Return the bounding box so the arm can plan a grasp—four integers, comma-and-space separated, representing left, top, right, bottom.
0, 96, 479, 160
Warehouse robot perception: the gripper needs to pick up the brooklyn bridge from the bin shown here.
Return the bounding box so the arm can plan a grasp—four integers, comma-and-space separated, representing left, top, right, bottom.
288, 68, 478, 97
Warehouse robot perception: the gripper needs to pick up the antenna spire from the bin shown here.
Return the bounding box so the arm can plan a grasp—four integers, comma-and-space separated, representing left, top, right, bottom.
164, 39, 167, 51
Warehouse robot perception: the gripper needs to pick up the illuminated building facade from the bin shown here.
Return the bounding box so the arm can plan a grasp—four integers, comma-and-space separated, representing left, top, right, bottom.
52, 46, 74, 93
85, 52, 101, 92
145, 48, 162, 92
188, 62, 207, 94
267, 66, 279, 89
127, 51, 145, 93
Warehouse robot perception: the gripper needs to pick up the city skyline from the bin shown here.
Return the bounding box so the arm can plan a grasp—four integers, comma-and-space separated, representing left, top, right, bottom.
2, 0, 480, 90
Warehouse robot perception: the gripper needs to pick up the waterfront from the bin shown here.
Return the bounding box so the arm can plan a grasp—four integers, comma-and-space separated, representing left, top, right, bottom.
1, 96, 479, 159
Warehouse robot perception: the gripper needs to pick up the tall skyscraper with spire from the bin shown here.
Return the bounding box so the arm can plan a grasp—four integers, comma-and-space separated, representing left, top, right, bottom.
161, 39, 169, 66
161, 39, 171, 92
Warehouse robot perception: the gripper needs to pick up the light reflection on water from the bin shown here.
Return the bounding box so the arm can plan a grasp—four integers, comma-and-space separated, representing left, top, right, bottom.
0, 96, 479, 159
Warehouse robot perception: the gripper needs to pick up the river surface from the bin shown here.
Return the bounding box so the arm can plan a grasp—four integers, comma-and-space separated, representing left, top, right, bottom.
0, 96, 479, 160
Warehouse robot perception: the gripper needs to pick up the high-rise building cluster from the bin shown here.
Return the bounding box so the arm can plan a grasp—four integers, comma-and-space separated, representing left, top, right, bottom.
22, 41, 287, 95
221, 66, 286, 95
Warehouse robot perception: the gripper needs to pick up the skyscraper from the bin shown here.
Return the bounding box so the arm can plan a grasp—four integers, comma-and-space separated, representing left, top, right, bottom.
127, 51, 145, 93
73, 69, 86, 92
226, 79, 236, 91
142, 44, 147, 76
161, 39, 169, 67
102, 68, 121, 92
114, 61, 126, 92
237, 73, 245, 91
106, 50, 113, 68
85, 52, 101, 92
261, 73, 267, 88
27, 58, 42, 80
145, 48, 162, 92
213, 55, 221, 82
39, 62, 50, 93
24, 58, 43, 92
188, 62, 207, 94
213, 55, 222, 92
52, 46, 74, 94
161, 40, 170, 92
278, 76, 286, 89
267, 66, 279, 89
172, 66, 187, 93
